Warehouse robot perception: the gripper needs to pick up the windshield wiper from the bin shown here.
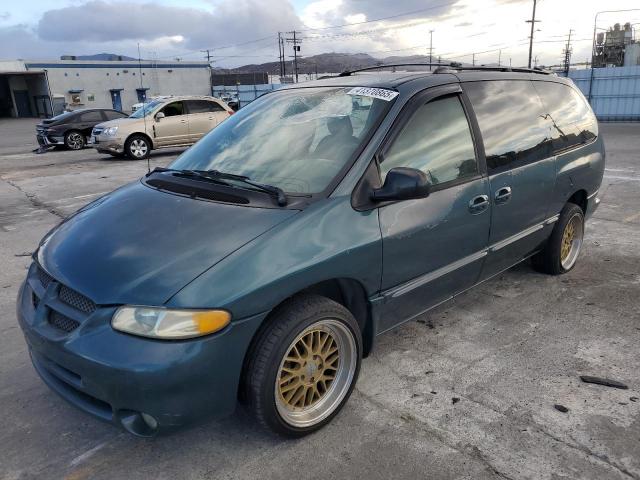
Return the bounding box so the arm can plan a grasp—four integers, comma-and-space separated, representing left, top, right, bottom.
147, 167, 233, 186
148, 167, 288, 206
197, 170, 288, 206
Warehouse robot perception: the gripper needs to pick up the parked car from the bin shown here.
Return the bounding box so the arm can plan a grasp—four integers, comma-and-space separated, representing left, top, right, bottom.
36, 108, 128, 150
131, 96, 172, 113
90, 95, 233, 159
220, 93, 239, 110
18, 66, 604, 438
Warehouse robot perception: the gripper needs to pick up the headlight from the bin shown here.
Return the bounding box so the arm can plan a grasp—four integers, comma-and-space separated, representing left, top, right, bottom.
112, 306, 231, 339
104, 126, 118, 136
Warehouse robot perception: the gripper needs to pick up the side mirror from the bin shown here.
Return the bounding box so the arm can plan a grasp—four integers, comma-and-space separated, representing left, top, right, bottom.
371, 167, 430, 202
154, 111, 165, 122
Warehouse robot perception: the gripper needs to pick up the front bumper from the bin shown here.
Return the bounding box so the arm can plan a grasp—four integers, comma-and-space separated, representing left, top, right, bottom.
17, 264, 266, 436
35, 131, 64, 146
90, 135, 125, 154
585, 190, 601, 220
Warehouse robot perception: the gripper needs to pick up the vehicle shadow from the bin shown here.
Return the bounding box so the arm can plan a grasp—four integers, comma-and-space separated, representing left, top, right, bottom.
96, 148, 188, 162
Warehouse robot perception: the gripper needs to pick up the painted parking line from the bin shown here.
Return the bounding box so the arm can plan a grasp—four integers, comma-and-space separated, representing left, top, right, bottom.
50, 191, 110, 203
603, 174, 640, 182
623, 211, 640, 223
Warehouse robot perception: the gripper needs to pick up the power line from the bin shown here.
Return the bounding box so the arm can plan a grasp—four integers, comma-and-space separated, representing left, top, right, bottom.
299, 1, 458, 31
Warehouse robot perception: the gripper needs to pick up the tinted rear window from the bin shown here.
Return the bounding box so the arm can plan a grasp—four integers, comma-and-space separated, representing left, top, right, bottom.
104, 110, 126, 120
532, 81, 598, 153
187, 100, 225, 113
465, 80, 552, 173
79, 111, 104, 122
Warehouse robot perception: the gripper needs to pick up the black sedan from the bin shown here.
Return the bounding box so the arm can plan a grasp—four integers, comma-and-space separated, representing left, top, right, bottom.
36, 108, 128, 150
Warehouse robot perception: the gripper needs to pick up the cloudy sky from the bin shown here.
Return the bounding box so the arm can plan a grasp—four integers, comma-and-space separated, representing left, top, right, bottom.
1, 0, 640, 68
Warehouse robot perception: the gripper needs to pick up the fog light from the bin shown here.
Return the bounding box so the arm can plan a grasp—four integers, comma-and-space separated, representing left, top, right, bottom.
118, 410, 159, 437
141, 412, 158, 430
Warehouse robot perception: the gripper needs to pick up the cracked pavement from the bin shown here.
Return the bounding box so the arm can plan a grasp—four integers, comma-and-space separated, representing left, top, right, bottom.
0, 119, 639, 480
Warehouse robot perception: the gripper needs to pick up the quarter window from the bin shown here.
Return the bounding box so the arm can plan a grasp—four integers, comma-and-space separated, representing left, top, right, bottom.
532, 81, 597, 153
186, 100, 225, 113
79, 111, 103, 122
465, 80, 552, 173
380, 95, 477, 186
104, 110, 127, 120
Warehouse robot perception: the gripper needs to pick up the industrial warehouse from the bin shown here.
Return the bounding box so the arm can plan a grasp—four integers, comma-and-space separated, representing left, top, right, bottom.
0, 58, 211, 117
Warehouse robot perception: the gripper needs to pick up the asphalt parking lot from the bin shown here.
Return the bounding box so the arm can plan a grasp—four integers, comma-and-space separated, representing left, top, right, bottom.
1, 118, 639, 480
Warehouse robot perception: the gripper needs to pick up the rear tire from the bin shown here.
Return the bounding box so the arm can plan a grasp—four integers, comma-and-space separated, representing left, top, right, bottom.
65, 130, 85, 150
532, 202, 584, 275
125, 135, 151, 160
243, 294, 362, 437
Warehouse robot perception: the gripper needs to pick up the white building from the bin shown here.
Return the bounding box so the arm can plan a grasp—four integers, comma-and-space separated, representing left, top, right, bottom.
0, 59, 211, 118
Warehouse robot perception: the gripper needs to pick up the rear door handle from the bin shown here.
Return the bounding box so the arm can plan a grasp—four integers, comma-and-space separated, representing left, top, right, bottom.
469, 194, 489, 214
494, 186, 512, 205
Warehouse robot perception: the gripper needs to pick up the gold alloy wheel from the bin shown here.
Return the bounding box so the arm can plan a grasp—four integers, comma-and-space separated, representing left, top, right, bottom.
275, 319, 357, 428
560, 213, 584, 270
278, 329, 339, 408
560, 220, 575, 262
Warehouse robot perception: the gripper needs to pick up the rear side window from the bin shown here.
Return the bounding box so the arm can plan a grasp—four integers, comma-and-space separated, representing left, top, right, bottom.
380, 95, 477, 186
465, 80, 552, 173
186, 100, 226, 114
79, 111, 103, 122
532, 81, 597, 153
104, 110, 126, 120
161, 101, 184, 117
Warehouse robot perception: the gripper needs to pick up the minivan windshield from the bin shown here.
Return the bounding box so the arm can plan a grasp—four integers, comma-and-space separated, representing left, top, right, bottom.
129, 99, 164, 118
169, 87, 394, 194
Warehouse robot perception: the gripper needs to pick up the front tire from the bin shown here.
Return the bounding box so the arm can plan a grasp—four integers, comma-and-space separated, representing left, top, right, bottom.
125, 135, 151, 160
532, 202, 584, 275
65, 130, 85, 150
243, 295, 362, 437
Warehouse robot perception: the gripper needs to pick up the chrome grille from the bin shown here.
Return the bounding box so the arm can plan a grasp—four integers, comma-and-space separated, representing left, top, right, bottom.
48, 311, 80, 333
59, 285, 96, 314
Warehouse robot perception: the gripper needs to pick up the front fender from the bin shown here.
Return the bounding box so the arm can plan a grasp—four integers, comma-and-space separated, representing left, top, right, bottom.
167, 196, 383, 319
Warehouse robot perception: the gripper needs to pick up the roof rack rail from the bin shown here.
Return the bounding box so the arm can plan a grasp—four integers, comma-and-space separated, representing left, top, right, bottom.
339, 62, 553, 77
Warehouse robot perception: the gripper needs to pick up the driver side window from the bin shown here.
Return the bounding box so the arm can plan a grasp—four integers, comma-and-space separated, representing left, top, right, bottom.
380, 95, 477, 186
161, 101, 184, 117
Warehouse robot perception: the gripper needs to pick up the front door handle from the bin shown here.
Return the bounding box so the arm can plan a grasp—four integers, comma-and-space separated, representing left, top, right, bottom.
494, 186, 512, 205
469, 194, 489, 214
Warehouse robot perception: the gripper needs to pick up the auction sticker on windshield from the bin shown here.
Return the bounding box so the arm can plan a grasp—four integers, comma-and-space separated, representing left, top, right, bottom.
347, 87, 399, 101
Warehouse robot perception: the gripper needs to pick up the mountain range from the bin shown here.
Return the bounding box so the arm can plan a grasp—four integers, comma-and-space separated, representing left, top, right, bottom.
216, 53, 461, 75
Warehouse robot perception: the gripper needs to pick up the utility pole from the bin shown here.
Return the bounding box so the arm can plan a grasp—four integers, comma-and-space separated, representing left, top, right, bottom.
562, 29, 573, 76
201, 49, 213, 95
472, 53, 476, 66
498, 49, 502, 66
277, 33, 284, 79
526, 0, 540, 68
285, 31, 302, 83
428, 30, 434, 71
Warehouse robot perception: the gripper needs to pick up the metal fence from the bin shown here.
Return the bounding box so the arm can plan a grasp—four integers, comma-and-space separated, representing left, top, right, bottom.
568, 65, 640, 121
212, 84, 283, 109
215, 67, 640, 122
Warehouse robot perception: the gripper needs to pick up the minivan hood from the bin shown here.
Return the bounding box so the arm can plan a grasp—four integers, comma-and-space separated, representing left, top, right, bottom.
37, 181, 297, 306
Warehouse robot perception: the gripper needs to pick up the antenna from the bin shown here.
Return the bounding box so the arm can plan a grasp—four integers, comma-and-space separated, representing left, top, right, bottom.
138, 43, 150, 174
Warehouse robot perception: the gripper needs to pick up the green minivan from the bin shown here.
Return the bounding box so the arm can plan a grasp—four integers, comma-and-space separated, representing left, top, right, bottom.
17, 65, 604, 437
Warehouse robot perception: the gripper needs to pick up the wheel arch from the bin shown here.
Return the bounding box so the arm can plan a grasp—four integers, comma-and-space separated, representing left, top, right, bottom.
567, 189, 588, 214
125, 131, 154, 150
238, 277, 374, 400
